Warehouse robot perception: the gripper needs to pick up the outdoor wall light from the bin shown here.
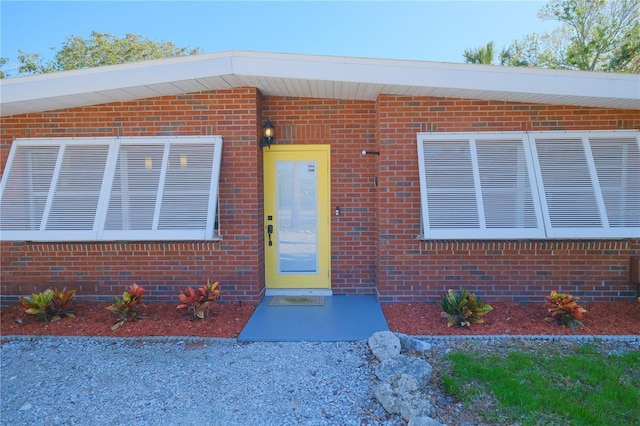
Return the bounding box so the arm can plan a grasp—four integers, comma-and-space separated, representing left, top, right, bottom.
259, 120, 275, 149
362, 149, 380, 155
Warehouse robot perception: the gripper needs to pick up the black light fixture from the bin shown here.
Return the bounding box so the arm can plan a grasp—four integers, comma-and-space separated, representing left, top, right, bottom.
362, 149, 380, 155
259, 120, 275, 148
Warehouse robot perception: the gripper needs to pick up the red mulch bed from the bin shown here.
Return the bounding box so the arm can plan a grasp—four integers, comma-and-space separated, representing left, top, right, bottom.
1, 300, 639, 338
0, 302, 256, 338
382, 301, 640, 336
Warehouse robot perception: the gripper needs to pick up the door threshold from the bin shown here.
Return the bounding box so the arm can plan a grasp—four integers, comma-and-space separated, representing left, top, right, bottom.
265, 289, 333, 297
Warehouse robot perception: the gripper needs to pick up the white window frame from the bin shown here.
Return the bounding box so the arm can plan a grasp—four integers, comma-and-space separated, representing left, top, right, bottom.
0, 136, 223, 242
417, 130, 639, 240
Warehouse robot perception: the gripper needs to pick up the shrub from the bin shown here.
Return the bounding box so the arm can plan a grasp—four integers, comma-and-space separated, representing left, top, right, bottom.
20, 288, 76, 322
177, 280, 221, 320
440, 289, 493, 327
107, 283, 146, 330
50, 288, 77, 320
545, 290, 587, 331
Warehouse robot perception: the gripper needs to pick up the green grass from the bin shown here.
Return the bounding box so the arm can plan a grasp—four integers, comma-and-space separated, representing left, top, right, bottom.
442, 344, 640, 425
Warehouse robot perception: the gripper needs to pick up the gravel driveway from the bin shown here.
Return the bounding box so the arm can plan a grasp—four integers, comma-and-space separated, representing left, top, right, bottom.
1, 336, 399, 425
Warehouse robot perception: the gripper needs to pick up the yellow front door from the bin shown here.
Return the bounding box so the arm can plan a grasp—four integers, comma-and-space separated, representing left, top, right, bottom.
264, 145, 331, 289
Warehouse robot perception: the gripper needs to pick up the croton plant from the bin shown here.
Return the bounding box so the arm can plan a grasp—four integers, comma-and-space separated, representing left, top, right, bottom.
440, 289, 493, 328
177, 280, 221, 320
107, 283, 147, 330
21, 287, 76, 322
545, 290, 587, 331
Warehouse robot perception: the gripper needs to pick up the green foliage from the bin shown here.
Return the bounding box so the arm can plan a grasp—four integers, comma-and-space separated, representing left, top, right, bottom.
0, 57, 8, 78
463, 41, 513, 65
440, 289, 493, 327
21, 289, 54, 322
3, 31, 201, 77
177, 280, 221, 320
443, 346, 640, 425
50, 287, 77, 321
20, 288, 76, 322
545, 290, 587, 331
107, 283, 147, 330
540, 0, 639, 72
463, 0, 640, 73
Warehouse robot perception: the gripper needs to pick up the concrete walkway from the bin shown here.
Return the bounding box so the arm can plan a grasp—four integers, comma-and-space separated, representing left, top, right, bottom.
238, 295, 389, 342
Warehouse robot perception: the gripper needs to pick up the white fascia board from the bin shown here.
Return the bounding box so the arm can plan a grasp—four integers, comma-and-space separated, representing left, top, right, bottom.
1, 50, 639, 116
0, 52, 235, 104
230, 52, 639, 106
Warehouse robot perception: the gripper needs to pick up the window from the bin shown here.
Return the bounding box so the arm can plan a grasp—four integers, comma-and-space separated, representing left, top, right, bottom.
417, 131, 639, 240
0, 136, 223, 241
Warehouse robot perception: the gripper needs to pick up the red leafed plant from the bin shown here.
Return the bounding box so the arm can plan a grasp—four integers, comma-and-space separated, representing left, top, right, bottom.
545, 290, 587, 331
177, 280, 221, 320
50, 287, 77, 320
107, 283, 147, 330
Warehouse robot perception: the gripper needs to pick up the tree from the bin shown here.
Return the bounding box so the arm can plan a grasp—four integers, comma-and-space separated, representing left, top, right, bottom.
463, 0, 640, 73
1, 31, 201, 78
463, 41, 496, 65
0, 57, 8, 79
463, 41, 513, 65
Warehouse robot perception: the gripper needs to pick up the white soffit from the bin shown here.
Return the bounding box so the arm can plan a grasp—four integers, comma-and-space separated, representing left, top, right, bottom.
1, 50, 638, 116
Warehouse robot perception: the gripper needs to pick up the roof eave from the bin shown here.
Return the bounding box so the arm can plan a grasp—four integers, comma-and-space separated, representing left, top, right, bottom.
1, 50, 638, 116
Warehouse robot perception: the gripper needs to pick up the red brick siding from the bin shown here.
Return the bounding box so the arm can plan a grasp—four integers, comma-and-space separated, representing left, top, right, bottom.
0, 88, 265, 305
375, 95, 640, 302
262, 97, 379, 295
1, 91, 639, 305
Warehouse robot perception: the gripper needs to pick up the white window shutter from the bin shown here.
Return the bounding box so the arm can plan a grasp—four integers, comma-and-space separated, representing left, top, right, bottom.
104, 143, 165, 231
531, 131, 640, 238
590, 135, 640, 228
1, 136, 223, 242
532, 136, 602, 235
475, 137, 542, 235
0, 144, 59, 234
45, 144, 111, 234
421, 139, 479, 231
417, 133, 544, 239
158, 142, 216, 232
103, 137, 223, 241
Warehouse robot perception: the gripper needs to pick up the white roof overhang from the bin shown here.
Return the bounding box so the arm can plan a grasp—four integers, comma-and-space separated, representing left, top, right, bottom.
1, 50, 638, 117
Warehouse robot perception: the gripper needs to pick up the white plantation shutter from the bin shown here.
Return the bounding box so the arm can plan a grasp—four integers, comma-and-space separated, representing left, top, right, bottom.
590, 137, 640, 228
417, 133, 544, 239
0, 143, 59, 236
531, 131, 640, 238
533, 137, 602, 230
0, 136, 223, 241
417, 130, 639, 240
46, 144, 111, 234
421, 139, 479, 231
475, 137, 541, 232
158, 143, 216, 231
103, 143, 165, 234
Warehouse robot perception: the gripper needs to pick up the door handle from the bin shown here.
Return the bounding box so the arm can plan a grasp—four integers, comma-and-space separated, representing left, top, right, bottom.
267, 224, 273, 246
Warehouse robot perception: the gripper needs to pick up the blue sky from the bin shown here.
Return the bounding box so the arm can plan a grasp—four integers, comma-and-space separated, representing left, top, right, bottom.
1, 1, 555, 74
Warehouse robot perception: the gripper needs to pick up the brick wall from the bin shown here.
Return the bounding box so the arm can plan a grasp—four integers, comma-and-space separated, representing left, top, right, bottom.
375, 95, 640, 302
0, 88, 266, 305
1, 92, 639, 305
262, 97, 379, 294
